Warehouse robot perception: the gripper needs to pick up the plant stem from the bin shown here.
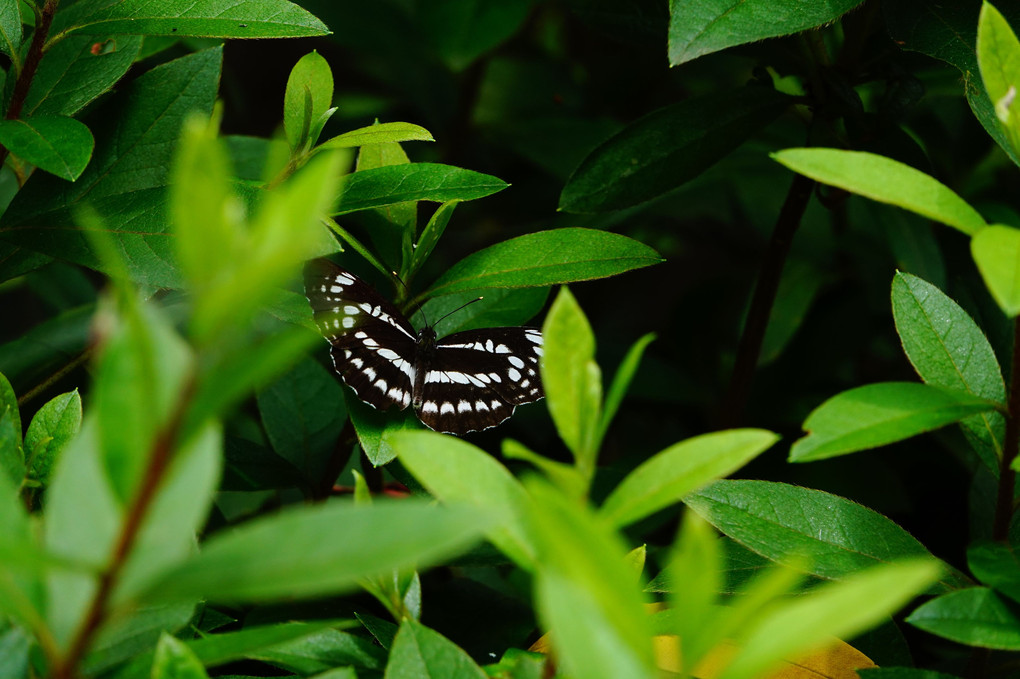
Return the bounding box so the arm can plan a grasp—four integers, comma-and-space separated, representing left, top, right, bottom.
7, 0, 58, 121
53, 377, 196, 679
16, 348, 91, 408
717, 172, 815, 428
993, 316, 1020, 542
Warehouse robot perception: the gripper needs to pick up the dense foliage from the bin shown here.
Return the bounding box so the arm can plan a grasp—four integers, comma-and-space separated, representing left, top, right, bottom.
1, 1, 1020, 678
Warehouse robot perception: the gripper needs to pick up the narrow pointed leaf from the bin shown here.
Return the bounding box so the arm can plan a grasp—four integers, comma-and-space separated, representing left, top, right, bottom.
977, 3, 1020, 156
333, 163, 507, 214
772, 149, 987, 235
790, 382, 999, 462
419, 228, 663, 299
319, 122, 435, 151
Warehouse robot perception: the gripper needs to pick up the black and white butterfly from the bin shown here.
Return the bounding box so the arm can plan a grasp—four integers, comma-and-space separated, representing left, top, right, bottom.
304, 259, 544, 434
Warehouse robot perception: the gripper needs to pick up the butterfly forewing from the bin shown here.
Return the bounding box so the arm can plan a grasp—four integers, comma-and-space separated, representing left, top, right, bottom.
304, 260, 417, 411
304, 259, 545, 435
417, 327, 544, 433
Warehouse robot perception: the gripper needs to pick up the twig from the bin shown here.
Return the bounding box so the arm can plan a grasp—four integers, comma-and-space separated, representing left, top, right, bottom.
993, 316, 1020, 541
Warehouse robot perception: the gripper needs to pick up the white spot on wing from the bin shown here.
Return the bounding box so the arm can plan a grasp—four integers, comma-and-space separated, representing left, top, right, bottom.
440, 402, 455, 415
507, 368, 521, 381
508, 356, 525, 368
422, 401, 439, 414
457, 400, 471, 413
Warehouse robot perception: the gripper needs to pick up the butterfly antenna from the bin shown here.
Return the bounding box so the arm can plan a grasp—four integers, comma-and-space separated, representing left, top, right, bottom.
391, 270, 430, 326
434, 297, 484, 326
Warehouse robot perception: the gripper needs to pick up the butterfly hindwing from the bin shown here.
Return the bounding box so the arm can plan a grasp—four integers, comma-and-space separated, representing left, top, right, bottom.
304, 260, 417, 411
416, 327, 544, 433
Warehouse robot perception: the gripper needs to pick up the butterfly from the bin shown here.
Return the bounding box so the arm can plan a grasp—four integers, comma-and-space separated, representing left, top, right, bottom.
304, 259, 544, 434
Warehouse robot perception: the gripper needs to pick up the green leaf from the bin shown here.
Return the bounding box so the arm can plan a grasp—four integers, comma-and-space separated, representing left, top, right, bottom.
0, 48, 223, 287
978, 3, 1020, 157
24, 389, 82, 487
0, 116, 94, 181
284, 51, 334, 150
318, 121, 435, 151
560, 87, 790, 213
116, 424, 222, 604
43, 418, 121, 649
84, 602, 197, 676
0, 408, 22, 488
333, 163, 507, 215
789, 382, 1000, 462
24, 35, 144, 117
421, 0, 532, 71
668, 512, 723, 673
685, 480, 962, 591
408, 199, 458, 279
526, 479, 657, 678
541, 287, 601, 467
419, 228, 663, 300
384, 619, 487, 679
414, 287, 549, 338
257, 357, 346, 487
389, 430, 535, 569
152, 634, 209, 679
772, 148, 988, 236
146, 501, 486, 603
51, 0, 329, 40
599, 429, 778, 528
891, 272, 1005, 473
0, 371, 20, 435
972, 224, 1020, 316
907, 587, 1020, 650
346, 395, 421, 467
598, 332, 654, 444
0, 0, 21, 66
885, 1, 1020, 166
723, 559, 940, 679
668, 0, 865, 65
968, 542, 1020, 604
252, 628, 385, 674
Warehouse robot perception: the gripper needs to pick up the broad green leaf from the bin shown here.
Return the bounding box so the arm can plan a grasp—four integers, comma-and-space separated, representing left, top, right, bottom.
284, 51, 334, 150
772, 149, 987, 236
0, 409, 22, 488
542, 287, 601, 467
978, 3, 1020, 157
252, 628, 385, 674
107, 622, 336, 679
0, 0, 21, 66
526, 480, 656, 679
384, 619, 487, 679
722, 559, 940, 679
0, 116, 94, 181
502, 438, 586, 498
885, 1, 1020, 166
43, 418, 121, 649
421, 0, 532, 71
83, 602, 197, 676
152, 634, 209, 679
51, 0, 329, 40
146, 501, 486, 603
413, 287, 549, 338
0, 48, 223, 287
349, 137, 415, 273
333, 163, 507, 215
907, 587, 1020, 649
968, 542, 1020, 604
685, 480, 962, 591
257, 357, 346, 487
972, 224, 1020, 316
0, 371, 19, 435
600, 429, 778, 528
390, 430, 534, 568
789, 382, 999, 462
560, 87, 790, 213
668, 0, 865, 65
598, 332, 655, 444
668, 512, 723, 673
92, 300, 193, 503
346, 395, 420, 467
419, 228, 663, 300
24, 389, 82, 487
318, 122, 435, 151
24, 35, 144, 117
891, 272, 1005, 473
116, 424, 222, 604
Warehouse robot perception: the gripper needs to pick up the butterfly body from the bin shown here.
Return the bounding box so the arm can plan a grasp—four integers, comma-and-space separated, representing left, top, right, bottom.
304, 259, 544, 434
